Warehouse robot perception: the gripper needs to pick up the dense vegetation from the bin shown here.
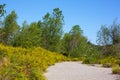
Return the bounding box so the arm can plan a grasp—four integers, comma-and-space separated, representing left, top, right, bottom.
0, 44, 66, 79
0, 3, 120, 79
0, 5, 100, 60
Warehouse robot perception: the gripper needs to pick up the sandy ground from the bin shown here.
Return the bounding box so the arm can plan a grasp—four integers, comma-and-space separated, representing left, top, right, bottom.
44, 62, 120, 80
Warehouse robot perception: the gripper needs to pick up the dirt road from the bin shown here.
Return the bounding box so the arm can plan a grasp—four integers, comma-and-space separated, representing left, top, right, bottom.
44, 62, 120, 80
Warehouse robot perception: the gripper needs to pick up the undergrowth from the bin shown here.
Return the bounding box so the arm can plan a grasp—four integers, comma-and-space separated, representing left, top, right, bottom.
0, 44, 67, 80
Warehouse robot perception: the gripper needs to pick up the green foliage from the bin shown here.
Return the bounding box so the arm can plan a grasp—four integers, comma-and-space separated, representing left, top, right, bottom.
0, 4, 6, 17
0, 4, 6, 44
82, 46, 101, 64
97, 25, 111, 45
60, 25, 102, 64
9, 8, 64, 52
61, 25, 88, 57
111, 20, 120, 44
0, 44, 67, 80
41, 8, 64, 52
82, 56, 99, 64
13, 21, 41, 48
97, 20, 120, 56
2, 11, 19, 45
60, 33, 71, 56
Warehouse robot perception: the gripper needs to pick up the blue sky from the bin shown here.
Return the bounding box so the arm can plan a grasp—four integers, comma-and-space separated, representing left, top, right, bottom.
1, 0, 120, 44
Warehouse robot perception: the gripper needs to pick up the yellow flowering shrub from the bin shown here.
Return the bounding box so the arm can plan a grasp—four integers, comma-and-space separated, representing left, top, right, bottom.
0, 44, 67, 80
100, 56, 119, 67
112, 64, 120, 74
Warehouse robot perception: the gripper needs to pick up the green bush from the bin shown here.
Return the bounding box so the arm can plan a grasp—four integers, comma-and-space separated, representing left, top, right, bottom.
82, 56, 100, 64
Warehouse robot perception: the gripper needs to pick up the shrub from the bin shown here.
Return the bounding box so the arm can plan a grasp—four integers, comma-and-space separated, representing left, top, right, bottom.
0, 44, 67, 80
82, 57, 99, 64
100, 56, 119, 67
112, 64, 120, 74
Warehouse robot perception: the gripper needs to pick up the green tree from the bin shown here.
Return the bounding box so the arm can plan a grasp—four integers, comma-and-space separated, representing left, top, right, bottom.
110, 20, 120, 44
97, 20, 120, 56
97, 25, 111, 46
0, 4, 6, 17
2, 11, 19, 44
97, 25, 112, 55
41, 13, 50, 49
61, 33, 72, 57
12, 21, 28, 47
69, 25, 84, 57
61, 25, 87, 57
69, 25, 83, 49
110, 20, 120, 55
13, 21, 42, 48
41, 8, 64, 52
0, 4, 6, 43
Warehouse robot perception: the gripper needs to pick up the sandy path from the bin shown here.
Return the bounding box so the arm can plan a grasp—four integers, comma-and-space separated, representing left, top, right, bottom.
44, 62, 120, 80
